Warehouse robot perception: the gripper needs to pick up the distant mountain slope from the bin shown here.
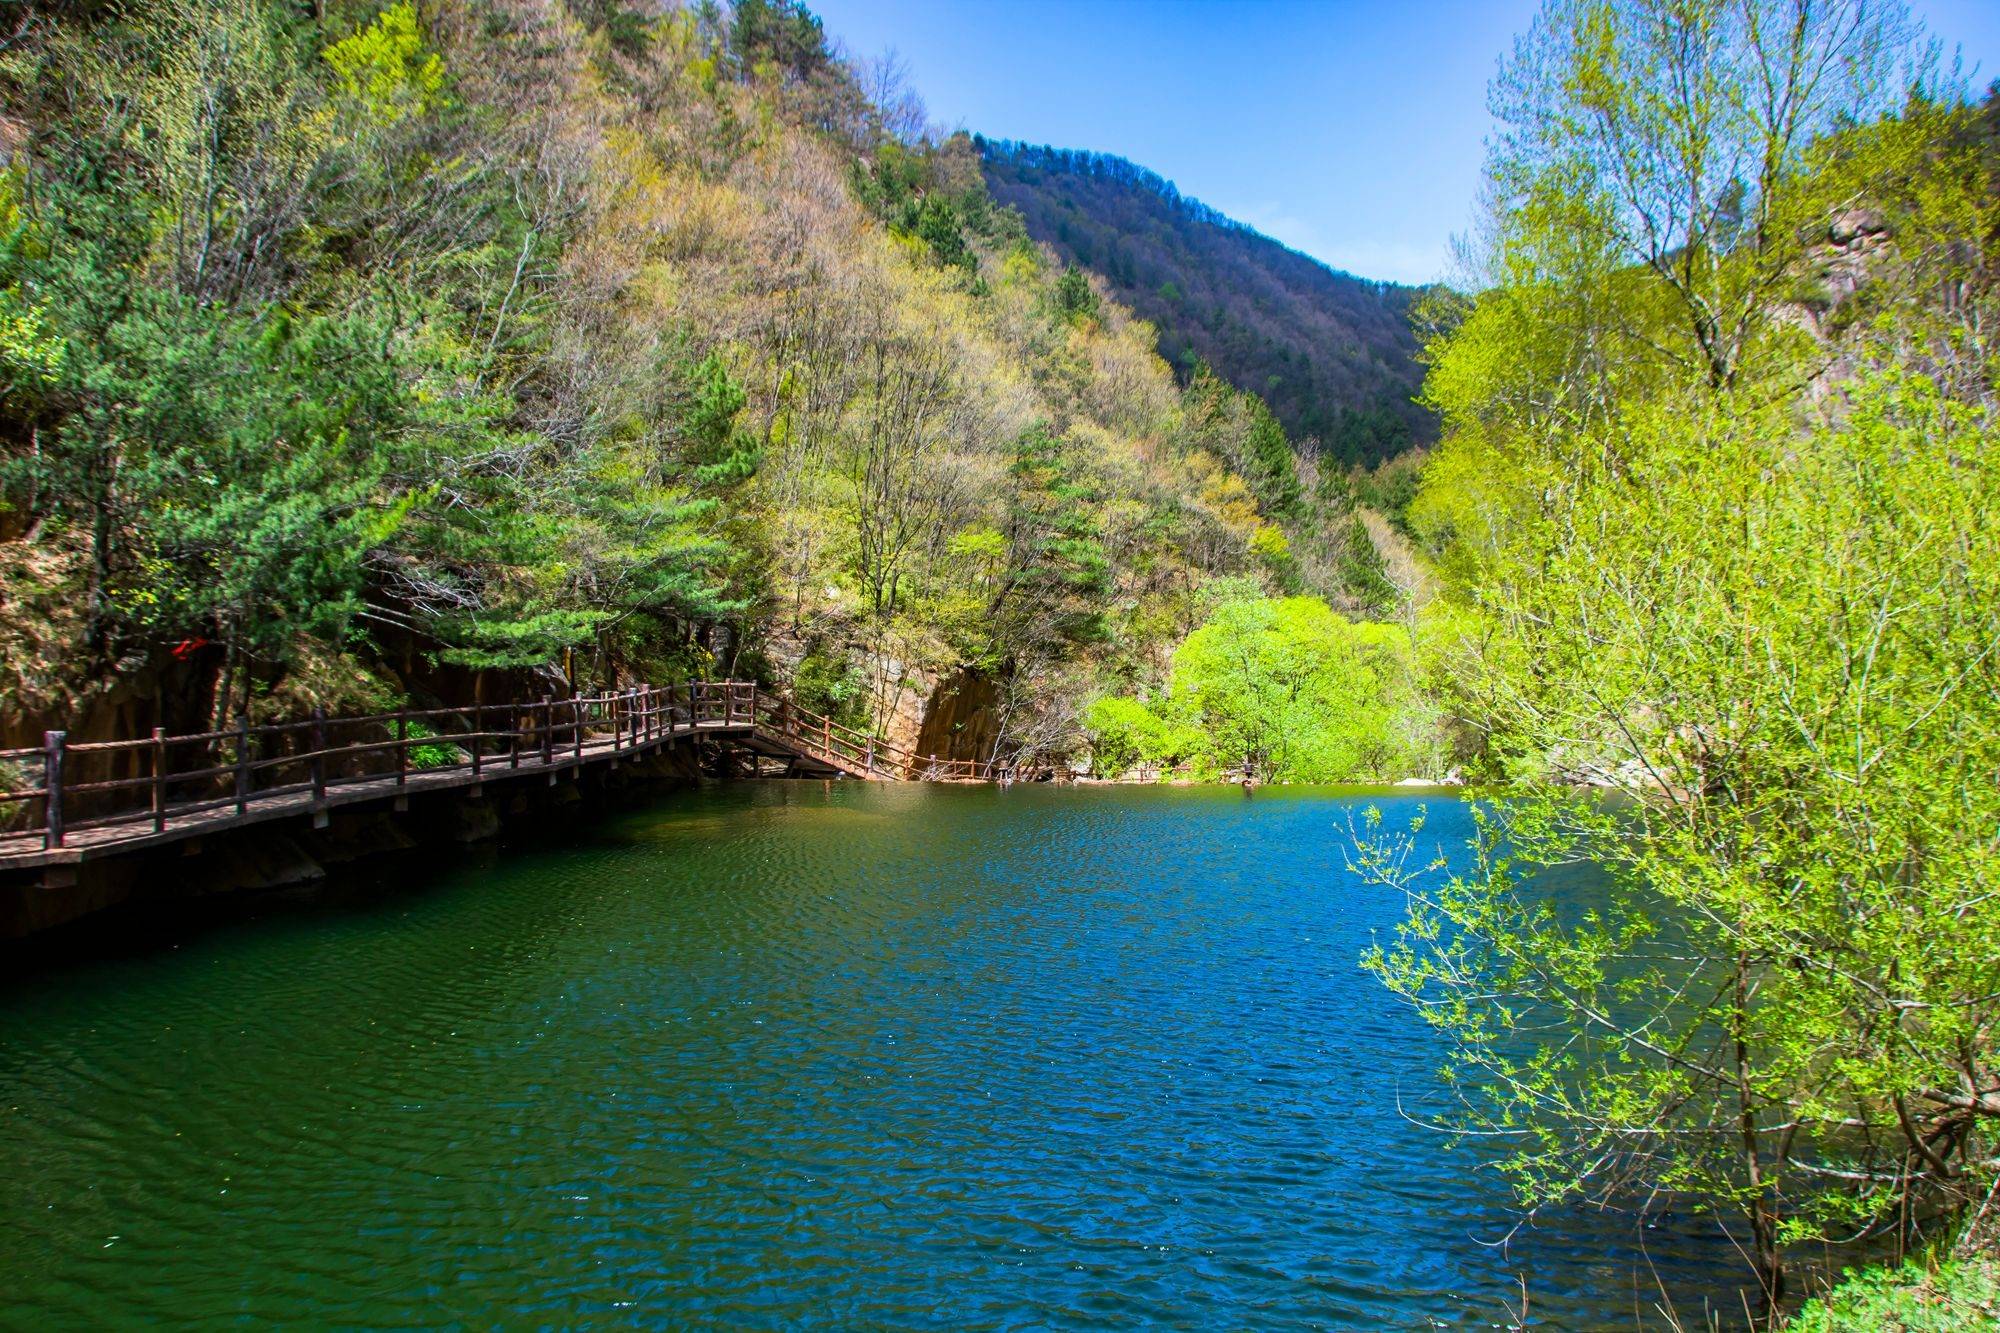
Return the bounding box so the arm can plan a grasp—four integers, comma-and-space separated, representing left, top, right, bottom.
977, 139, 1434, 465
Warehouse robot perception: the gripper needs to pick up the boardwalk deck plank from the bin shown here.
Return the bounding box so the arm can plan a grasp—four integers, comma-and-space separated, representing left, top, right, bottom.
0, 683, 1033, 875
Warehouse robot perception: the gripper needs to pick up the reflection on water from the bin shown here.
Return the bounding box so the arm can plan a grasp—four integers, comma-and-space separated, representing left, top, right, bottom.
0, 783, 1760, 1327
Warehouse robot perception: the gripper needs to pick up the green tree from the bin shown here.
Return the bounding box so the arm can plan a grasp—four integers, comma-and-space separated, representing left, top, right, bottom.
914, 196, 974, 273
1362, 373, 2000, 1314
1084, 596, 1431, 783
1331, 514, 1396, 613
1241, 398, 1304, 525
1054, 264, 1098, 322
995, 425, 1112, 653
727, 0, 832, 83
1366, 3, 2000, 1309
1489, 0, 1915, 391
0, 163, 420, 684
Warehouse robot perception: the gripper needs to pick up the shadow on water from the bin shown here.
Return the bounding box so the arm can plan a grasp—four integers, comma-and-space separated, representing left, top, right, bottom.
0, 781, 1774, 1327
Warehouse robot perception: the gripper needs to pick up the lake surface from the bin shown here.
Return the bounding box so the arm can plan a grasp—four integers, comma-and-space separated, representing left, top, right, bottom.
0, 783, 1760, 1327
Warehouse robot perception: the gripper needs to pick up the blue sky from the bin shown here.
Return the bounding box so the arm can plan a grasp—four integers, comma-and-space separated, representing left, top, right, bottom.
810, 0, 2000, 286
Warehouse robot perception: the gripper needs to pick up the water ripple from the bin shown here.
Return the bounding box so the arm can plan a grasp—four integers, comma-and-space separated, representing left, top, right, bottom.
0, 783, 1759, 1327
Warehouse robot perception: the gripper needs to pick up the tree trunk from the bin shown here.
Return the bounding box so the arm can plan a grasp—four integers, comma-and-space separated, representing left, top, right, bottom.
1733, 951, 1785, 1320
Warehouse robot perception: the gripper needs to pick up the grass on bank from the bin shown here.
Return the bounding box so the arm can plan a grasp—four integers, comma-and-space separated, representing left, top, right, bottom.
1789, 1255, 1999, 1332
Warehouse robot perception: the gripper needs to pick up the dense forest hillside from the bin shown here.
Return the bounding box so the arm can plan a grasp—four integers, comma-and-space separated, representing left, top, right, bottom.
978, 140, 1433, 464
0, 0, 1403, 774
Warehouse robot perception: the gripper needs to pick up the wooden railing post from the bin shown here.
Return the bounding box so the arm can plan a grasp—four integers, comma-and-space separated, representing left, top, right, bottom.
572, 692, 583, 763
471, 704, 483, 779
310, 708, 327, 809
865, 737, 875, 776
42, 730, 64, 850
539, 696, 553, 766
511, 706, 522, 769
151, 726, 167, 833
395, 712, 407, 789
234, 714, 251, 814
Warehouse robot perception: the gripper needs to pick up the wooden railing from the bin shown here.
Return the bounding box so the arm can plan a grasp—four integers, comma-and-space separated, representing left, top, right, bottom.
740, 688, 1047, 784
0, 681, 1045, 860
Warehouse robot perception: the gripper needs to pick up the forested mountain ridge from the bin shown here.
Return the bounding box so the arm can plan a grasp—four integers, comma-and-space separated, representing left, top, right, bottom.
0, 0, 1398, 772
978, 140, 1434, 465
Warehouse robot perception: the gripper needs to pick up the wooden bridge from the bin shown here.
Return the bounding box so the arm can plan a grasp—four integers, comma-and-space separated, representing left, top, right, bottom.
0, 682, 1030, 874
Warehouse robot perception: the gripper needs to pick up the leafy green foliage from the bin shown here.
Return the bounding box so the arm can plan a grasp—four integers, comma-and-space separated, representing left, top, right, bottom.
1331, 514, 1395, 614
790, 642, 869, 727
727, 0, 834, 83
913, 196, 974, 274
0, 0, 743, 700
999, 426, 1112, 651
1054, 264, 1098, 323
1079, 695, 1175, 777
0, 162, 422, 660
322, 2, 444, 125
1791, 1256, 2000, 1332
1085, 596, 1435, 782
0, 0, 1317, 775
1366, 0, 2000, 1302
400, 717, 464, 770
1240, 396, 1303, 524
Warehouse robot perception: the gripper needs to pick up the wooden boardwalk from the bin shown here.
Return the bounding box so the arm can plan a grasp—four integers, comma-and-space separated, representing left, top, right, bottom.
0, 682, 1032, 874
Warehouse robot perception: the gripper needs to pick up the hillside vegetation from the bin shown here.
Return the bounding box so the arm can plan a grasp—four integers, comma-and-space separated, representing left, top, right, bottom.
979, 140, 1433, 465
1358, 0, 2000, 1313
0, 0, 1407, 766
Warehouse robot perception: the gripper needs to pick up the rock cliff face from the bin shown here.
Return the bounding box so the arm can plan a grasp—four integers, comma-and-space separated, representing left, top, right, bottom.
916, 669, 1004, 763
865, 654, 934, 758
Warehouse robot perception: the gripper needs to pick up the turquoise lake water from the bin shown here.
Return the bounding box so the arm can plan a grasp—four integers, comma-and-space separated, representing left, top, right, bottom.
0, 782, 1759, 1327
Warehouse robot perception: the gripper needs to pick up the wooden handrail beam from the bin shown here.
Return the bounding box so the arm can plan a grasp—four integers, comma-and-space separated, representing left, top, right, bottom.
0, 680, 1041, 870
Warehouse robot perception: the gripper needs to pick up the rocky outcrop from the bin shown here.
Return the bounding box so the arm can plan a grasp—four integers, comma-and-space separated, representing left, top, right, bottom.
916, 668, 1005, 763
867, 653, 935, 756
1818, 207, 1893, 307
